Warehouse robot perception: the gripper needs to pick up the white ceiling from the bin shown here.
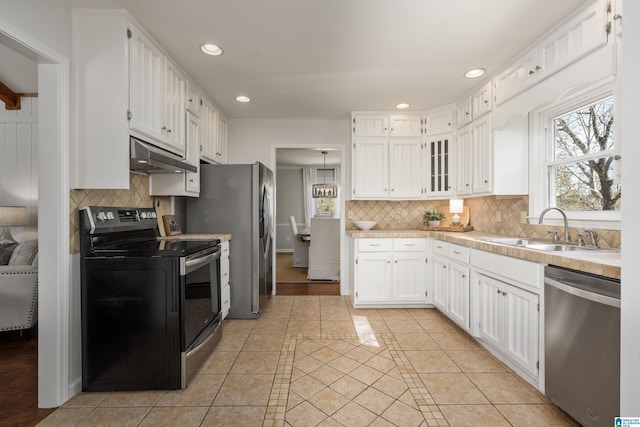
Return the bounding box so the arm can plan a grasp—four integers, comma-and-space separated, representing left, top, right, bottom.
57, 0, 586, 120
276, 148, 341, 167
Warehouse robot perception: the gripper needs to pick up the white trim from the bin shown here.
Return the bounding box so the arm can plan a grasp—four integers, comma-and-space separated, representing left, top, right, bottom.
0, 17, 71, 408
271, 144, 347, 296
529, 78, 619, 227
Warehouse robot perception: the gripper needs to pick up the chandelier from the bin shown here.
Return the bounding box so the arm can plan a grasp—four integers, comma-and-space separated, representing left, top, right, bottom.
312, 151, 337, 198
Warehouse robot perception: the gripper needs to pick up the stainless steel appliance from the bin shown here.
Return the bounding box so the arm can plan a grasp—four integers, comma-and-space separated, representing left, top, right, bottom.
545, 265, 620, 427
79, 206, 222, 391
186, 162, 273, 319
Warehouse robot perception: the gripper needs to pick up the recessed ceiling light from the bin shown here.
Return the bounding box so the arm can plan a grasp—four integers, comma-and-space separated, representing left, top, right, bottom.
396, 103, 410, 109
464, 68, 485, 78
200, 43, 223, 56
236, 95, 251, 103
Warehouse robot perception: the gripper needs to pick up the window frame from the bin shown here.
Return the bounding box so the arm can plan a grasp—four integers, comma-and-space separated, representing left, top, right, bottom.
529, 79, 620, 229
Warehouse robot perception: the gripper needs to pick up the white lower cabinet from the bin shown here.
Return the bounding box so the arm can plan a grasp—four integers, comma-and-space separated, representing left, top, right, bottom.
432, 240, 470, 330
354, 238, 430, 307
220, 241, 231, 319
477, 273, 539, 378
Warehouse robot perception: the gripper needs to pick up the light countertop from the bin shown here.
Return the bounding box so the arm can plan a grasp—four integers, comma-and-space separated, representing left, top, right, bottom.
348, 229, 620, 280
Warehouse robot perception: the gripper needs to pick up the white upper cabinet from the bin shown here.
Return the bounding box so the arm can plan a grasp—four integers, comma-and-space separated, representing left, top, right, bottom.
199, 99, 217, 163
424, 106, 454, 136
423, 133, 454, 198
455, 124, 472, 196
353, 114, 389, 136
471, 81, 493, 119
352, 137, 389, 199
471, 115, 492, 194
186, 81, 202, 117
128, 24, 164, 144
495, 0, 608, 105
389, 115, 422, 137
389, 139, 422, 198
455, 97, 473, 129
162, 58, 187, 155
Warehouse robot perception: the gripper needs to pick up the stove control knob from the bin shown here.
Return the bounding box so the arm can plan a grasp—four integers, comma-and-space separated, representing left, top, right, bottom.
106, 212, 115, 220
96, 212, 107, 221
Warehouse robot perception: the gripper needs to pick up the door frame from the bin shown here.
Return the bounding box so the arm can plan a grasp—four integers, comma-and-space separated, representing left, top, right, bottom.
271, 144, 347, 295
0, 19, 71, 408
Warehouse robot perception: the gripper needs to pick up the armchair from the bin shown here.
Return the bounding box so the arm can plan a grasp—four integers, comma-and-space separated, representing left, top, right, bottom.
0, 240, 38, 333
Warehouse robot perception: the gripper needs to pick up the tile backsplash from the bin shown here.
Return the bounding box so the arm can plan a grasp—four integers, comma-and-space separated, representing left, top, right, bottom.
346, 195, 620, 249
69, 173, 170, 253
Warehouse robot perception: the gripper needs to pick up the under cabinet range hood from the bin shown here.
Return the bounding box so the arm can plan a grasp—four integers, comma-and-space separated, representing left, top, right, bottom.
129, 136, 197, 174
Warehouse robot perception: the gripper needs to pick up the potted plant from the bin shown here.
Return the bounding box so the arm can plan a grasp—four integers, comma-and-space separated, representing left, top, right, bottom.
423, 209, 446, 226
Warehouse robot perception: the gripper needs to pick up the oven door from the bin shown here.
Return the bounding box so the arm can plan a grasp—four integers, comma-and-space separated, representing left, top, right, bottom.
181, 245, 223, 388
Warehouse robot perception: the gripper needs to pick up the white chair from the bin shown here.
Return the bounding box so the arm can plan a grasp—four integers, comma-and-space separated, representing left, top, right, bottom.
307, 217, 340, 281
289, 216, 309, 268
0, 240, 38, 334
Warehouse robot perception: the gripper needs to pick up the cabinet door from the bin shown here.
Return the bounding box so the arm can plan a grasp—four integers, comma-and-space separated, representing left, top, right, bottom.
163, 58, 187, 155
352, 138, 388, 199
448, 261, 470, 330
424, 108, 454, 136
391, 252, 427, 303
199, 100, 218, 163
389, 138, 422, 198
504, 284, 539, 376
185, 112, 200, 193
455, 97, 472, 128
432, 256, 449, 312
353, 114, 389, 136
355, 252, 392, 303
186, 82, 202, 116
472, 115, 492, 194
389, 115, 422, 137
455, 124, 472, 196
129, 25, 164, 143
478, 274, 503, 350
216, 114, 228, 163
494, 47, 539, 105
423, 134, 454, 198
537, 0, 607, 80
472, 81, 492, 119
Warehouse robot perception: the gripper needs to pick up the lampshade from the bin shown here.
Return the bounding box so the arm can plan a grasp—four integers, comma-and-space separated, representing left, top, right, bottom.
449, 199, 464, 214
312, 151, 337, 199
0, 206, 27, 226
0, 206, 27, 244
449, 199, 464, 225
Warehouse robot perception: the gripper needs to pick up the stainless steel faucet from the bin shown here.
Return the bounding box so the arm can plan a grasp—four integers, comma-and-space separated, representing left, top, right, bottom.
584, 229, 598, 248
538, 207, 570, 242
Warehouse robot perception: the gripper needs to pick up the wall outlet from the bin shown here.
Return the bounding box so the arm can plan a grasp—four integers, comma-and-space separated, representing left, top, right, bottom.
520, 211, 528, 223
348, 210, 354, 219
496, 211, 502, 222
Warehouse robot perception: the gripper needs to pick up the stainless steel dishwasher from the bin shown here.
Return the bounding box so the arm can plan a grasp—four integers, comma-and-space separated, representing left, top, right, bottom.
545, 265, 620, 427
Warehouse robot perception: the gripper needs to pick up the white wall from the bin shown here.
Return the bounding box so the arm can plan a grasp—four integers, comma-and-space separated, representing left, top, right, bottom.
227, 119, 350, 169
0, 98, 38, 242
620, 0, 640, 415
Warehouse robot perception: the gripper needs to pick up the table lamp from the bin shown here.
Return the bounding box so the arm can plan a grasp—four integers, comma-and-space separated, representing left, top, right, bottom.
449, 199, 464, 225
0, 206, 27, 244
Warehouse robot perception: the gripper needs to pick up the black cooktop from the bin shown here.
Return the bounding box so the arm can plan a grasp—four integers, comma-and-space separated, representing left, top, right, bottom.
90, 238, 220, 258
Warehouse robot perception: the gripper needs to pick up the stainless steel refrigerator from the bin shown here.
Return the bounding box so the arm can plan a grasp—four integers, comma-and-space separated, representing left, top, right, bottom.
186, 162, 273, 319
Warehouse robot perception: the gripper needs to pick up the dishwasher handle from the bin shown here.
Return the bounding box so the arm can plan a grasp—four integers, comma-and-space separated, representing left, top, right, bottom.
545, 276, 620, 308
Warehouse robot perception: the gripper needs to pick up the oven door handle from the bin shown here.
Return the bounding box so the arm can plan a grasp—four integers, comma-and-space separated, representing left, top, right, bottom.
182, 249, 221, 275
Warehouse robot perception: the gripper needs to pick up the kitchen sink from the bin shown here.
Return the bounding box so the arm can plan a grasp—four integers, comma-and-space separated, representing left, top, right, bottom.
478, 237, 619, 252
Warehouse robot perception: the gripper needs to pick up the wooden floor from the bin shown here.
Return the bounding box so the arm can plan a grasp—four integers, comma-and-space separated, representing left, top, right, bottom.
0, 329, 55, 427
275, 252, 340, 296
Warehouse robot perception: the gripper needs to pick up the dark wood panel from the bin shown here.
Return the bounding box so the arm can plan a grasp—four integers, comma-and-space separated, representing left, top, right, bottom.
276, 282, 340, 295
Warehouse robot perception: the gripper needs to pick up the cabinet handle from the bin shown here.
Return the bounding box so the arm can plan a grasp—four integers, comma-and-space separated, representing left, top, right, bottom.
370, 244, 380, 247
465, 112, 470, 115
529, 70, 535, 75
502, 291, 507, 296
395, 260, 398, 263
188, 98, 193, 102
404, 244, 415, 247
535, 65, 541, 71
497, 289, 501, 294
443, 265, 447, 269
167, 129, 172, 134
484, 180, 488, 183
484, 100, 488, 104
462, 274, 467, 278
387, 261, 391, 264
453, 250, 461, 255
161, 126, 167, 131
466, 183, 470, 187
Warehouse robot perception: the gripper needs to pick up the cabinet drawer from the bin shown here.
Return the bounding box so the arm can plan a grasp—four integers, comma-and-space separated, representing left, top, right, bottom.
393, 238, 426, 252
357, 238, 393, 252
449, 244, 470, 263
433, 240, 450, 256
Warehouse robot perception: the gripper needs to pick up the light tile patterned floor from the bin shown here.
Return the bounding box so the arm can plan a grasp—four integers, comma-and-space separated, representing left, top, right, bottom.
37, 296, 577, 427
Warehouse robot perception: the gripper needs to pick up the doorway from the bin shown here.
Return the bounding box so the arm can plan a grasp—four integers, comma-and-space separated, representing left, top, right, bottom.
273, 147, 345, 296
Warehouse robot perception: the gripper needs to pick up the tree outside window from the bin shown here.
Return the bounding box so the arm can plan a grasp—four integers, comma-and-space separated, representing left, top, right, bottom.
549, 96, 620, 211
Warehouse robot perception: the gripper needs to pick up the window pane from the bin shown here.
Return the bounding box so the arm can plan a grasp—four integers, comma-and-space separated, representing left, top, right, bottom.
553, 97, 614, 160
553, 157, 621, 211
315, 197, 335, 217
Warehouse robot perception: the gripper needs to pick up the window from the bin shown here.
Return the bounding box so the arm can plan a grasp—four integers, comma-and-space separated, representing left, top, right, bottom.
548, 96, 620, 212
313, 168, 336, 217
531, 80, 620, 227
